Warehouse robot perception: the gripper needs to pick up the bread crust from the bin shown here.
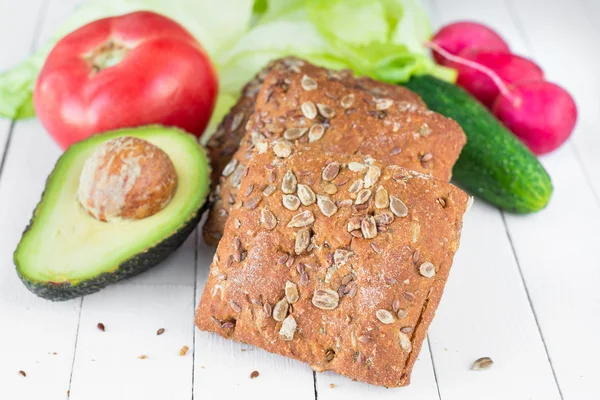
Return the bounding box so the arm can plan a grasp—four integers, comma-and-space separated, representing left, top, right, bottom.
203, 58, 466, 244
196, 148, 470, 387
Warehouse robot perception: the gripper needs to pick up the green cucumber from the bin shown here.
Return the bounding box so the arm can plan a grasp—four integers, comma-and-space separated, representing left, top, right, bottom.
404, 75, 552, 213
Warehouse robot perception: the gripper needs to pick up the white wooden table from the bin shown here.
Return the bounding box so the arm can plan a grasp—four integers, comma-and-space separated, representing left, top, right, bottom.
1, 0, 598, 399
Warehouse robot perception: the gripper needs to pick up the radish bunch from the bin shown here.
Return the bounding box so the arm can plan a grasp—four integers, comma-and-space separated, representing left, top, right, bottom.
430, 21, 577, 155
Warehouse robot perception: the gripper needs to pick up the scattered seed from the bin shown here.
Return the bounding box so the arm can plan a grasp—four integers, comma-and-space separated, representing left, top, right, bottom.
285, 281, 300, 303
357, 352, 366, 366
330, 384, 336, 389
297, 184, 316, 205
437, 197, 447, 208
230, 300, 242, 313
397, 309, 408, 319
399, 332, 412, 352
234, 218, 241, 229
157, 327, 166, 335
403, 291, 415, 302
337, 276, 352, 288
392, 299, 400, 313
338, 199, 353, 207
322, 162, 340, 181
288, 210, 315, 228
221, 321, 235, 329
420, 123, 431, 137
283, 127, 308, 140
349, 180, 365, 196
312, 289, 340, 310
139, 355, 148, 360
363, 165, 381, 189
361, 215, 377, 239
472, 357, 494, 371
370, 242, 383, 254
295, 228, 311, 254
375, 186, 389, 209
421, 152, 433, 162
245, 196, 261, 210
419, 262, 436, 278
180, 346, 189, 356
231, 112, 244, 131
376, 309, 394, 324
355, 189, 372, 205
340, 94, 355, 108
273, 141, 292, 158
348, 162, 366, 172
347, 282, 358, 298
279, 315, 297, 341
286, 255, 295, 268
250, 370, 260, 379
401, 326, 413, 334
273, 298, 289, 322
301, 101, 317, 119
282, 170, 297, 194
308, 123, 326, 142
222, 159, 238, 177
375, 98, 393, 110
301, 75, 318, 91
388, 148, 402, 157
337, 285, 346, 298
317, 195, 338, 217
323, 182, 338, 195
260, 208, 278, 230
97, 323, 105, 332
347, 216, 361, 232
278, 254, 289, 265
263, 185, 276, 197
390, 196, 408, 217
19, 370, 26, 377
385, 276, 398, 285
316, 103, 336, 118
263, 303, 272, 317
358, 335, 372, 343
268, 170, 277, 183
283, 195, 301, 211
300, 271, 310, 286
334, 249, 353, 265
233, 237, 242, 251
412, 250, 421, 264
325, 349, 336, 362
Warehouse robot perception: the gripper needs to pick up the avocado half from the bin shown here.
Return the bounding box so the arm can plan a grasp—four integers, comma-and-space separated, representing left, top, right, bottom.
14, 126, 211, 301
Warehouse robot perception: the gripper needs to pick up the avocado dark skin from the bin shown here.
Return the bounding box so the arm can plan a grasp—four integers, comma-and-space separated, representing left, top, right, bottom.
16, 203, 206, 301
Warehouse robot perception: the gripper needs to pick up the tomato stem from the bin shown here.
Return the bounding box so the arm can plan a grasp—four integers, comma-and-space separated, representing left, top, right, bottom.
87, 40, 129, 74
425, 41, 520, 105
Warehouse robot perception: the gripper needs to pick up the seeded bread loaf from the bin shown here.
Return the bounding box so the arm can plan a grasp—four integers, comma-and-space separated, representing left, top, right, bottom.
195, 148, 471, 387
203, 57, 466, 244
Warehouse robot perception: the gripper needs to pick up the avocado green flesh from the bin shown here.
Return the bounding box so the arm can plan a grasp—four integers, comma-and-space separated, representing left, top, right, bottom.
15, 126, 210, 288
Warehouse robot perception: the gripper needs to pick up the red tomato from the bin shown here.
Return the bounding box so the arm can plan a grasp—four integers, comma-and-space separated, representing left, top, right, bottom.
34, 11, 218, 149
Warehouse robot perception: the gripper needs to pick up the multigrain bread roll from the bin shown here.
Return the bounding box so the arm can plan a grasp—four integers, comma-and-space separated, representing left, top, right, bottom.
203, 57, 466, 244
195, 148, 471, 387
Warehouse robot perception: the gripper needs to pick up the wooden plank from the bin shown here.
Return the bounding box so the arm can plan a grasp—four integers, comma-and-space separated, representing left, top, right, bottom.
0, 0, 46, 174
194, 239, 317, 399
431, 1, 600, 400
498, 2, 600, 399
0, 120, 79, 400
423, 1, 564, 399
69, 235, 197, 400
0, 2, 84, 400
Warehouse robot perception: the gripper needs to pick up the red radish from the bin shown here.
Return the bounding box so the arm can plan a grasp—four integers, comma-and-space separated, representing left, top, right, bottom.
492, 81, 577, 155
452, 50, 544, 107
431, 21, 510, 65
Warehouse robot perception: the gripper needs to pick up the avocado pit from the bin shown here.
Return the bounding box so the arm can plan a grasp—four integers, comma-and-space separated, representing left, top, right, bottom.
78, 136, 178, 222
